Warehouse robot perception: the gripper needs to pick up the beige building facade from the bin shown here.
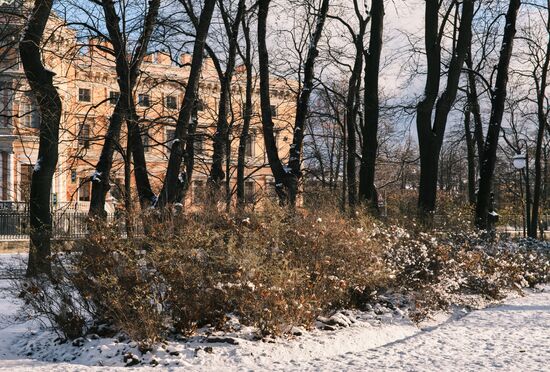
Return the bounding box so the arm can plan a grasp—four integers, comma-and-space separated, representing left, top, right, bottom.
0, 5, 296, 212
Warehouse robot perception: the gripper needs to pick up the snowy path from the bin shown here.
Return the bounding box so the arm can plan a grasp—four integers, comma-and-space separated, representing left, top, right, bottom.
0, 253, 548, 371
268, 289, 550, 372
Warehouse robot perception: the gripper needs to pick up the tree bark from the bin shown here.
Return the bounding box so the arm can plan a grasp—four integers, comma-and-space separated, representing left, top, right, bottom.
286, 0, 330, 205
464, 106, 477, 204
358, 0, 384, 210
528, 0, 550, 238
236, 15, 253, 208
156, 0, 216, 208
475, 0, 521, 229
209, 0, 246, 191
417, 0, 473, 216
89, 0, 160, 217
20, 0, 62, 277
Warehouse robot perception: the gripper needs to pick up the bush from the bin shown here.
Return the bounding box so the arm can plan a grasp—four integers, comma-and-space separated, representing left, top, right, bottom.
16, 203, 550, 343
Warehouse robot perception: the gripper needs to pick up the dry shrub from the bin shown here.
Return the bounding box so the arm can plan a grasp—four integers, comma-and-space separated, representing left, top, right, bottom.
27, 205, 391, 341
17, 202, 550, 342
147, 204, 391, 335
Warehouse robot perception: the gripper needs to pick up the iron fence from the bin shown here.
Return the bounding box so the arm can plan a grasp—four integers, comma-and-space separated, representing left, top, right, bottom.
0, 211, 138, 240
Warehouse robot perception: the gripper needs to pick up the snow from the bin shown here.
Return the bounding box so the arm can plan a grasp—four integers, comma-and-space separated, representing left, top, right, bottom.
91, 171, 102, 183
0, 253, 549, 371
33, 159, 42, 172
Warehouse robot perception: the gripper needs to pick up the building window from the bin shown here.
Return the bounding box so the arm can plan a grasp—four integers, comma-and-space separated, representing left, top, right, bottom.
165, 95, 177, 109
244, 181, 255, 203
71, 170, 77, 183
78, 88, 91, 102
20, 164, 33, 202
270, 104, 278, 117
78, 178, 91, 201
78, 123, 91, 148
196, 99, 205, 111
0, 47, 19, 71
141, 128, 150, 152
109, 91, 120, 105
0, 83, 12, 126
20, 96, 40, 128
245, 133, 254, 157
193, 180, 205, 204
193, 133, 204, 155
138, 94, 150, 107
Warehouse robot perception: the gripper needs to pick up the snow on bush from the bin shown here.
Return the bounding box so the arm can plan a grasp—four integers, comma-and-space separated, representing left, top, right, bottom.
14, 202, 550, 348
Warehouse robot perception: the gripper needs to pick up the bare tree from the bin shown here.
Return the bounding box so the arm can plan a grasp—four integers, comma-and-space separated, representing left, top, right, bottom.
156, 0, 217, 208
257, 0, 330, 206
88, 0, 160, 218
236, 8, 254, 208
416, 0, 473, 217
208, 0, 246, 194
20, 0, 62, 276
475, 0, 521, 230
358, 0, 384, 210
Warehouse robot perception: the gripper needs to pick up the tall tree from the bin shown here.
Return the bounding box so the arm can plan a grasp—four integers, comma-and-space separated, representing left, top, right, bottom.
20, 0, 62, 276
325, 0, 368, 210
358, 0, 384, 210
416, 0, 473, 217
475, 0, 521, 229
89, 0, 160, 217
156, 0, 217, 208
258, 0, 330, 206
209, 0, 246, 193
236, 10, 254, 208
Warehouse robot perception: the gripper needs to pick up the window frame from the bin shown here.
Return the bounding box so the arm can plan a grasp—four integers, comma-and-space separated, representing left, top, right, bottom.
78, 122, 91, 149
78, 178, 91, 202
193, 179, 205, 204
165, 95, 177, 110
109, 91, 120, 105
138, 93, 151, 107
78, 88, 91, 102
141, 128, 150, 152
270, 104, 278, 117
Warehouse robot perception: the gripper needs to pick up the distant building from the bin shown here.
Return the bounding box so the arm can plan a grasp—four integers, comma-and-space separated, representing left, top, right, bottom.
0, 4, 296, 212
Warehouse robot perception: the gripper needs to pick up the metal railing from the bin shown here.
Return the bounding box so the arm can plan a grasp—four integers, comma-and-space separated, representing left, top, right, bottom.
0, 210, 136, 240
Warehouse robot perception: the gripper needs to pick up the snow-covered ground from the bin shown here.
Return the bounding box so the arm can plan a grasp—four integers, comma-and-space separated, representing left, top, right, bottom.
0, 253, 549, 371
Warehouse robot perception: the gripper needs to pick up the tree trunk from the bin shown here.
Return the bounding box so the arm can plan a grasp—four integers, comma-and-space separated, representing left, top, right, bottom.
236, 16, 253, 208
417, 0, 473, 216
20, 0, 62, 277
286, 0, 330, 205
258, 0, 292, 203
209, 0, 246, 192
127, 104, 156, 208
529, 1, 550, 238
89, 0, 160, 217
258, 0, 329, 206
475, 0, 521, 229
124, 135, 133, 238
358, 0, 384, 210
465, 52, 484, 159
464, 107, 476, 204
346, 21, 367, 211
416, 0, 442, 215
156, 0, 216, 208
